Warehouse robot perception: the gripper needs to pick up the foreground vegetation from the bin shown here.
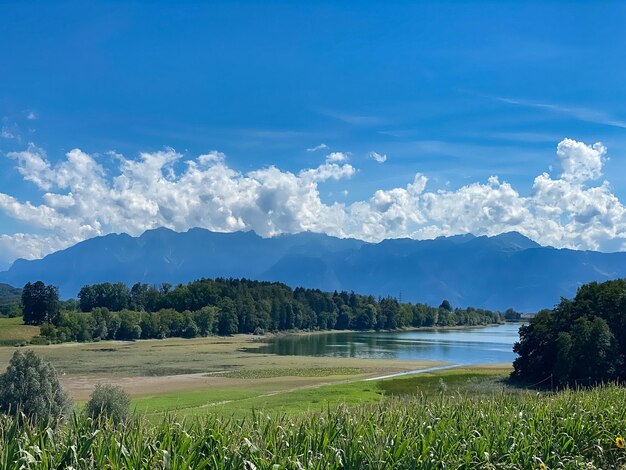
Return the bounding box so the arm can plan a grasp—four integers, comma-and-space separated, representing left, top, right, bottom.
2, 385, 626, 469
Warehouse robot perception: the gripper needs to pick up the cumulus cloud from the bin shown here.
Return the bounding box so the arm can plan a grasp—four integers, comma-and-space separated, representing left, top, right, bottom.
557, 138, 606, 182
26, 111, 37, 121
1, 138, 625, 267
369, 151, 387, 163
307, 143, 328, 152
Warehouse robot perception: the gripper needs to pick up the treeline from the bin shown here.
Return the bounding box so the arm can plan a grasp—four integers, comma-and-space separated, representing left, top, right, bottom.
37, 278, 502, 342
512, 278, 626, 387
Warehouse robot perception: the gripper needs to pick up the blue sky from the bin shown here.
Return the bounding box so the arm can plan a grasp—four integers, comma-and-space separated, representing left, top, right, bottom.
1, 1, 626, 268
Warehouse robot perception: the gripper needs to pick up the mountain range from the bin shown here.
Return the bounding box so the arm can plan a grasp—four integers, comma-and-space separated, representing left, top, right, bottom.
1, 228, 626, 312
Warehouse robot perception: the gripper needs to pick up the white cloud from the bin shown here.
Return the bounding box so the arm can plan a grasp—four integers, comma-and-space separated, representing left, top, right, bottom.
325, 151, 349, 163
1, 128, 15, 140
26, 111, 37, 121
307, 143, 328, 152
0, 233, 77, 269
556, 138, 605, 182
369, 151, 387, 163
7, 145, 56, 190
497, 96, 626, 130
1, 138, 625, 267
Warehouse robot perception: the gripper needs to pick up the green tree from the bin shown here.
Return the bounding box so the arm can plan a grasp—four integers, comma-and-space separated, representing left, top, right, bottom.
513, 279, 626, 387
78, 283, 130, 312
22, 281, 60, 325
0, 350, 71, 421
553, 331, 573, 386
217, 298, 238, 335
193, 306, 218, 336
117, 311, 142, 340
85, 384, 130, 424
350, 304, 373, 330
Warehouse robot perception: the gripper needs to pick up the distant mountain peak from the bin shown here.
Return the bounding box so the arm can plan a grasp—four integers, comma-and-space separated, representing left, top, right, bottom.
490, 231, 541, 250
0, 228, 624, 312
435, 233, 476, 244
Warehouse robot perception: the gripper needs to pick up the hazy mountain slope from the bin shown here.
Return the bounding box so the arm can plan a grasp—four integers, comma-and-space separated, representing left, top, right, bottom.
1, 228, 625, 311
0, 283, 21, 314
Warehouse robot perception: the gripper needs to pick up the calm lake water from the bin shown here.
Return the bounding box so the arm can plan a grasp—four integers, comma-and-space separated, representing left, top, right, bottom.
253, 323, 522, 366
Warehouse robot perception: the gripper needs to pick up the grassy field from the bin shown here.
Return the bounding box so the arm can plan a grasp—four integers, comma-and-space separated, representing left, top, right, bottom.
129, 367, 514, 419
0, 317, 39, 346
3, 384, 626, 469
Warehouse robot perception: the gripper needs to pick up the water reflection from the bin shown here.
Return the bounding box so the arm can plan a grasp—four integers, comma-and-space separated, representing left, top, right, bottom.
252, 324, 521, 365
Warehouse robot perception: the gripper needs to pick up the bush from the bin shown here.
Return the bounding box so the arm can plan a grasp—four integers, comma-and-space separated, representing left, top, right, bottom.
86, 384, 130, 424
437, 377, 448, 393
29, 336, 51, 346
0, 350, 71, 422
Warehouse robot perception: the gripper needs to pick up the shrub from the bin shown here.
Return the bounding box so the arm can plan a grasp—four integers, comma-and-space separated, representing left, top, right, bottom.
0, 350, 71, 422
29, 336, 51, 346
86, 384, 130, 424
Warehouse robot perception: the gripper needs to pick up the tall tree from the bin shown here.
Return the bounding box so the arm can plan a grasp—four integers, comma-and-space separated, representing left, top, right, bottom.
22, 281, 60, 325
513, 279, 626, 387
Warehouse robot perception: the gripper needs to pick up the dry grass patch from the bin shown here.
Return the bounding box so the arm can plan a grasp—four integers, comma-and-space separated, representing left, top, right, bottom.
0, 317, 39, 346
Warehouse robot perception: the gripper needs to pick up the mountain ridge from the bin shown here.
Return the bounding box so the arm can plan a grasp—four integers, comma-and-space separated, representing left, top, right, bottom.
1, 228, 625, 312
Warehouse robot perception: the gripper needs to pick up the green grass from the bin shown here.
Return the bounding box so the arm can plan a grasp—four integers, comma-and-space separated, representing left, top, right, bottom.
3, 384, 626, 468
379, 368, 513, 397
194, 380, 386, 418
131, 376, 383, 419
220, 367, 363, 379
133, 388, 262, 415
0, 317, 39, 346
131, 368, 514, 419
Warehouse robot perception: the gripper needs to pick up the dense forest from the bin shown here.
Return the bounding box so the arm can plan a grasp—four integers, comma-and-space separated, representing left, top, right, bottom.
512, 278, 626, 387
32, 278, 503, 343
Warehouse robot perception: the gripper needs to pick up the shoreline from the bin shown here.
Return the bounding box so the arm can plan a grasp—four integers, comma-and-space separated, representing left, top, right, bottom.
258, 321, 510, 340
0, 319, 516, 350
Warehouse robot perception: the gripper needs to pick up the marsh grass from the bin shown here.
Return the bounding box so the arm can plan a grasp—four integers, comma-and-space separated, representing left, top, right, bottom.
0, 335, 440, 379
379, 369, 514, 397
221, 367, 363, 379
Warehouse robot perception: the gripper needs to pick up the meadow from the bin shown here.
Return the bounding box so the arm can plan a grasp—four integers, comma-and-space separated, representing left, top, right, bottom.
0, 317, 39, 347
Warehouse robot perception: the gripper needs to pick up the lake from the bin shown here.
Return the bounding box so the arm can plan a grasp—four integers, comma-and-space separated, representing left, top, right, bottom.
253, 323, 521, 366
